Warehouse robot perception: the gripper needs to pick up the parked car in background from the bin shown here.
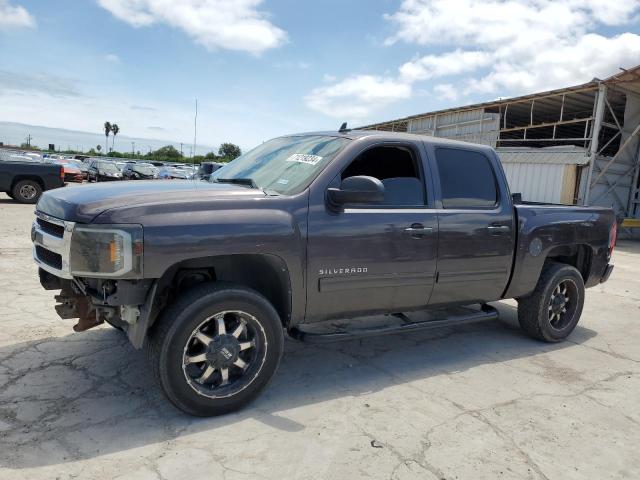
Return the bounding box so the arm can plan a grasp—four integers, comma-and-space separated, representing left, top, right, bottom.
75, 161, 89, 180
149, 161, 165, 167
24, 152, 44, 162
0, 160, 63, 203
122, 162, 159, 180
196, 161, 224, 181
87, 160, 122, 182
158, 166, 192, 180
52, 160, 84, 183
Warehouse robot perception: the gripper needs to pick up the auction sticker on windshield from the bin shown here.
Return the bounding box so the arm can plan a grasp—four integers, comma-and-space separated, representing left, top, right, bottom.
286, 154, 323, 166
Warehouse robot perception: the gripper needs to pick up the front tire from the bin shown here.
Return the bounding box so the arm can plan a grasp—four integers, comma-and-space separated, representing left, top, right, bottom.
12, 180, 42, 204
147, 283, 284, 416
517, 262, 585, 342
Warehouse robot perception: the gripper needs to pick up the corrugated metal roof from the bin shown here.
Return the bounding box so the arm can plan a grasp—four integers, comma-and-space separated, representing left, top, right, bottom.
496, 146, 589, 165
359, 65, 640, 130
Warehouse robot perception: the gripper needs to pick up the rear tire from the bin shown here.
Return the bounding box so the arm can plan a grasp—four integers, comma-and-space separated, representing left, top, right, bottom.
517, 262, 585, 342
147, 283, 284, 416
11, 180, 42, 204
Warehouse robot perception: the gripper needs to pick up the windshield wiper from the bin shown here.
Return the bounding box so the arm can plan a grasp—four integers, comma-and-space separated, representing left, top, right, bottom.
214, 178, 258, 189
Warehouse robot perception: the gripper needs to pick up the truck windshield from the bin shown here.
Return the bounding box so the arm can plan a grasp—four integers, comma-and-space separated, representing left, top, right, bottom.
210, 135, 350, 195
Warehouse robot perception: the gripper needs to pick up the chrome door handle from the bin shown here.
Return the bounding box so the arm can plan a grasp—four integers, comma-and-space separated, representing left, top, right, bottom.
404, 224, 433, 237
486, 225, 510, 234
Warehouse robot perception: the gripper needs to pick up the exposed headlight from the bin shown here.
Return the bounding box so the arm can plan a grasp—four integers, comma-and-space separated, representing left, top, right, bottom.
69, 225, 143, 278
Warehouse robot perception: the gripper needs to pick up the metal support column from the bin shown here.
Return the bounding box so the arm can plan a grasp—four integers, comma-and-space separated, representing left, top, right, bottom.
584, 83, 607, 205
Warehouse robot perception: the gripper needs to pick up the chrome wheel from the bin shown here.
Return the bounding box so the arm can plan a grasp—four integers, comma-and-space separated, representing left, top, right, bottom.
19, 184, 38, 200
182, 310, 267, 399
548, 279, 578, 330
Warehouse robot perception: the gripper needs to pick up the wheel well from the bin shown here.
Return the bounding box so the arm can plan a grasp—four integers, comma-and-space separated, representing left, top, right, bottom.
11, 175, 44, 191
156, 254, 292, 327
545, 244, 592, 281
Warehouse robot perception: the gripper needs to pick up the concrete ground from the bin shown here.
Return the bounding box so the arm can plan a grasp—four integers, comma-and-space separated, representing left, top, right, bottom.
0, 192, 638, 480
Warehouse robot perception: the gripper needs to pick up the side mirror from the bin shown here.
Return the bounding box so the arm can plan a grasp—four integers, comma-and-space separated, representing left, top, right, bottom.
327, 175, 385, 208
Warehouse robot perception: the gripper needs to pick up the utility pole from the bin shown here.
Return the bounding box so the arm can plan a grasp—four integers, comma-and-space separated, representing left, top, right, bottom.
132, 142, 135, 158
180, 142, 183, 157
25, 134, 32, 147
193, 98, 198, 160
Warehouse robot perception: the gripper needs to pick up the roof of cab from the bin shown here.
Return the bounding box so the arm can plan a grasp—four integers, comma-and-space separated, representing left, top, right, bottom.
286, 129, 496, 152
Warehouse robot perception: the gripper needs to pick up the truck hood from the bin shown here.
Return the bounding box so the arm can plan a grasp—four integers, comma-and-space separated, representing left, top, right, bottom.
37, 180, 266, 223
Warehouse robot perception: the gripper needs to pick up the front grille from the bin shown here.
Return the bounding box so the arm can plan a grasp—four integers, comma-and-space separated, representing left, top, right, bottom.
37, 218, 65, 238
35, 246, 62, 270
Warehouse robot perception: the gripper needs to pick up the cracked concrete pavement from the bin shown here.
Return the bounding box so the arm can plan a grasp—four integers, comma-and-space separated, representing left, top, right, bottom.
0, 192, 639, 479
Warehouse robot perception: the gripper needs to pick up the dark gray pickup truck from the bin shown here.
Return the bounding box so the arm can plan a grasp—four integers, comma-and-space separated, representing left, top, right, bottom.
1, 161, 64, 203
31, 130, 616, 416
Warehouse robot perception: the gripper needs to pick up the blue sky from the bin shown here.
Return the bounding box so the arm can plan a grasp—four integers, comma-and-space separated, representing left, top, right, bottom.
1, 0, 639, 150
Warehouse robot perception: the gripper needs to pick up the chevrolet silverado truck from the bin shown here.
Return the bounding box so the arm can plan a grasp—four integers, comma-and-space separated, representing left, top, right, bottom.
31, 130, 616, 416
1, 160, 64, 203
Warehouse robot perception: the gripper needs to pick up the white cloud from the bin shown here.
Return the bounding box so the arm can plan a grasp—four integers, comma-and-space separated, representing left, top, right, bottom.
97, 0, 286, 54
433, 83, 458, 101
387, 0, 640, 95
465, 33, 640, 95
399, 50, 492, 83
0, 0, 35, 28
305, 75, 412, 119
307, 0, 640, 118
105, 53, 121, 63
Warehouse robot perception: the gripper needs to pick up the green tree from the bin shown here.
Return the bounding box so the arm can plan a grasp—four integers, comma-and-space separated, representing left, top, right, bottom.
104, 122, 111, 153
111, 123, 120, 151
153, 145, 182, 160
218, 143, 241, 161
96, 144, 102, 154
204, 152, 218, 160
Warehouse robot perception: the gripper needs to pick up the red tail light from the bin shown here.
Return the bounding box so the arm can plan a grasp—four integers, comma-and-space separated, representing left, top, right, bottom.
60, 166, 65, 180
608, 221, 617, 257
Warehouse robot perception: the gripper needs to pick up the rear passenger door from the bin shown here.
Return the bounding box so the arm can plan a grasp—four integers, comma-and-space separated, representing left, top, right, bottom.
428, 146, 515, 305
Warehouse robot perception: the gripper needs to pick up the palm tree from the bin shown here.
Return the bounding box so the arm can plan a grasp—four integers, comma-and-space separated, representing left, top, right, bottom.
104, 121, 111, 153
111, 123, 120, 151
96, 145, 102, 154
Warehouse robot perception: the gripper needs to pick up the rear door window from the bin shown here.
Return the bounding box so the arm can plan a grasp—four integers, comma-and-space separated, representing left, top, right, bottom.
435, 148, 498, 209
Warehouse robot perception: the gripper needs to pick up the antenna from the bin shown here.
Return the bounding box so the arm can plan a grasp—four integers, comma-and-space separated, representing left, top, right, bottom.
339, 122, 348, 132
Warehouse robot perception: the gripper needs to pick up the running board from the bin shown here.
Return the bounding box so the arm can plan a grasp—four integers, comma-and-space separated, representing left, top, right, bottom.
288, 305, 499, 343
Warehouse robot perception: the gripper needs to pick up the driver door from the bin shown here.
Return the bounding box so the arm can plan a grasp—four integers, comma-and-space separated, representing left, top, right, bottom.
305, 142, 438, 322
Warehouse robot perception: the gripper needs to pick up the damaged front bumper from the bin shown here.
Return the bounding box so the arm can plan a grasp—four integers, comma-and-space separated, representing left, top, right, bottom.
38, 268, 157, 348
33, 211, 158, 348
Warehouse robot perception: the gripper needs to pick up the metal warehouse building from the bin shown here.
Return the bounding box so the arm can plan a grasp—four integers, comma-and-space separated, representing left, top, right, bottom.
361, 65, 640, 232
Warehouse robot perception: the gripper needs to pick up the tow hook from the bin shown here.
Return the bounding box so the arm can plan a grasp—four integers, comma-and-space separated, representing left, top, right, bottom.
53, 284, 107, 332
73, 314, 103, 332
74, 307, 119, 332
